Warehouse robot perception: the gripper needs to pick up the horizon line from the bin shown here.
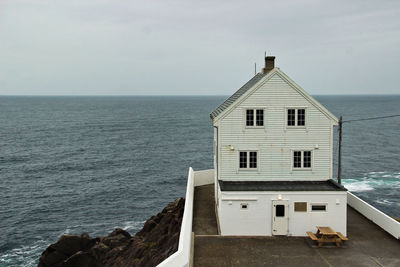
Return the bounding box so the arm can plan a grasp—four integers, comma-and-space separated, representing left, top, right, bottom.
1, 93, 400, 97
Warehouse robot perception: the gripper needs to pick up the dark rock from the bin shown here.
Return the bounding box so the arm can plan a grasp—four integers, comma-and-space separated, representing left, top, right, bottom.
38, 234, 96, 267
108, 228, 131, 238
38, 198, 185, 267
61, 251, 98, 267
102, 232, 130, 249
39, 249, 67, 267
89, 242, 111, 260
53, 235, 86, 256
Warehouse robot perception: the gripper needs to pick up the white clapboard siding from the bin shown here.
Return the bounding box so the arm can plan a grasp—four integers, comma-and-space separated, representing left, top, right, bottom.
218, 72, 334, 181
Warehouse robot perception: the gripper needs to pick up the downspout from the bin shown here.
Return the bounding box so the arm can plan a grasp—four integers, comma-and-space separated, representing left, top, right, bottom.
213, 125, 219, 205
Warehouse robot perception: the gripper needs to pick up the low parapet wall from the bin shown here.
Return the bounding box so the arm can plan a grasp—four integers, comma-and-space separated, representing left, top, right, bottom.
347, 192, 400, 239
157, 168, 214, 267
159, 173, 400, 266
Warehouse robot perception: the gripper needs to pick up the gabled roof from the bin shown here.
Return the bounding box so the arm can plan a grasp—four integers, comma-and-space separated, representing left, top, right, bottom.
210, 72, 267, 120
210, 68, 338, 124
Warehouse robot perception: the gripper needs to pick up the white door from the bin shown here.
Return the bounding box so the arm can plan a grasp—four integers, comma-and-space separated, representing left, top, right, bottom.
272, 200, 289, 235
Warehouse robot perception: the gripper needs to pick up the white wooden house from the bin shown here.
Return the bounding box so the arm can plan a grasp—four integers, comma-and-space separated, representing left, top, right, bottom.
210, 56, 347, 236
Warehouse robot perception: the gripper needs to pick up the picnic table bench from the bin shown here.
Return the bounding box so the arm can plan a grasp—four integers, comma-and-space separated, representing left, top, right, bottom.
307, 226, 348, 247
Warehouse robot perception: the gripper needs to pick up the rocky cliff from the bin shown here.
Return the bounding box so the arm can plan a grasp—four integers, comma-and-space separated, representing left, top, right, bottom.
38, 198, 184, 267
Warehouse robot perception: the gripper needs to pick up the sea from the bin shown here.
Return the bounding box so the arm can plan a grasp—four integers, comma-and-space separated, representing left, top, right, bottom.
1, 95, 399, 266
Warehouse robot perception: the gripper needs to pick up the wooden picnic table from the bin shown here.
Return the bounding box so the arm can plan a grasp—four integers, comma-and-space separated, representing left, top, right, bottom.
317, 226, 336, 236
307, 226, 348, 247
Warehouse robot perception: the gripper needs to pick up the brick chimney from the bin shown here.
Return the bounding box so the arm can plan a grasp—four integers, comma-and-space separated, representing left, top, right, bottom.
262, 56, 275, 74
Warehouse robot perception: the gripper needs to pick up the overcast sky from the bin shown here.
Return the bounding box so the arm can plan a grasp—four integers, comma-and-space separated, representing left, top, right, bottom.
1, 0, 399, 95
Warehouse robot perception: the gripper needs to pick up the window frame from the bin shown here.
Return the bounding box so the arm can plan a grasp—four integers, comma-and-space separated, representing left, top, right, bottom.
285, 107, 307, 129
238, 150, 259, 171
244, 108, 265, 128
240, 203, 249, 210
292, 150, 313, 170
310, 203, 327, 212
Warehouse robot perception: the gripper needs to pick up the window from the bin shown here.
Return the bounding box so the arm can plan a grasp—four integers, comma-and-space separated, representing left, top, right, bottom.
276, 205, 285, 217
256, 109, 264, 126
241, 203, 248, 209
249, 152, 257, 168
293, 151, 312, 169
239, 151, 257, 170
288, 109, 295, 126
246, 109, 264, 126
311, 204, 327, 212
246, 109, 254, 126
287, 108, 306, 127
294, 202, 307, 212
239, 152, 247, 168
297, 109, 305, 126
303, 151, 311, 168
293, 151, 301, 168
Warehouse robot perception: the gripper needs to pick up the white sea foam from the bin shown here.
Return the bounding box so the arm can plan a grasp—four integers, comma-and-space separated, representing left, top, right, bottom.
121, 220, 146, 232
342, 171, 400, 192
343, 180, 374, 192
0, 239, 48, 267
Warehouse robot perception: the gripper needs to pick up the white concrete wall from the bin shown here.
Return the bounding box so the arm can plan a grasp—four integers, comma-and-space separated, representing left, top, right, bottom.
157, 169, 214, 267
348, 192, 400, 239
157, 168, 194, 267
217, 72, 334, 181
218, 189, 347, 236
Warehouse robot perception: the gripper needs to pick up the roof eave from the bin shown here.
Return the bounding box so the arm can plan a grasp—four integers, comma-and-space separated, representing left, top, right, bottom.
210, 71, 274, 123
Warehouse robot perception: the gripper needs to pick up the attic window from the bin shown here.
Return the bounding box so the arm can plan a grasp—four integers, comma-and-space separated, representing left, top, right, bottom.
287, 108, 306, 127
246, 109, 264, 126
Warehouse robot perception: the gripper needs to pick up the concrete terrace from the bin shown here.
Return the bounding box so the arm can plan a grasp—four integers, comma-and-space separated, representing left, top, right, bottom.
193, 184, 400, 267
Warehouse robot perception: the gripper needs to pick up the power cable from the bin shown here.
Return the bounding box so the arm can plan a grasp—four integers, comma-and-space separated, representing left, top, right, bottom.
342, 114, 400, 123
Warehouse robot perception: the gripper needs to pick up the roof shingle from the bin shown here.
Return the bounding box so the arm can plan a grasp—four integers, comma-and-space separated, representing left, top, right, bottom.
210, 72, 266, 120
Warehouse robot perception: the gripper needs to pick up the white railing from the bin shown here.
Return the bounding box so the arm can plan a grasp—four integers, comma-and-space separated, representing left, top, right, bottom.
347, 192, 400, 239
157, 167, 195, 267
157, 168, 214, 267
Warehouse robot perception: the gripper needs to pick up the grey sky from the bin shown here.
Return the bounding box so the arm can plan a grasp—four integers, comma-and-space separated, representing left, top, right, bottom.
1, 0, 399, 95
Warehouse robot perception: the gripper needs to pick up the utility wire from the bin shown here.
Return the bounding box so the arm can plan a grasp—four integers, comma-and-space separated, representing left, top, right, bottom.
342, 114, 400, 123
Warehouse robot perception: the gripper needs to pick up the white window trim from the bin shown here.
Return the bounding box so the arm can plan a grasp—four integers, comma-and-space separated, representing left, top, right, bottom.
310, 203, 328, 212
240, 203, 249, 210
291, 150, 313, 171
238, 150, 259, 171
243, 108, 266, 129
285, 107, 308, 130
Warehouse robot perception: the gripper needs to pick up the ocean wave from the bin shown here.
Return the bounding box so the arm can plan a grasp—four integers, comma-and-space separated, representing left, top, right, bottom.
0, 240, 48, 267
375, 199, 395, 205
343, 179, 374, 192
342, 171, 400, 193
120, 221, 146, 232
